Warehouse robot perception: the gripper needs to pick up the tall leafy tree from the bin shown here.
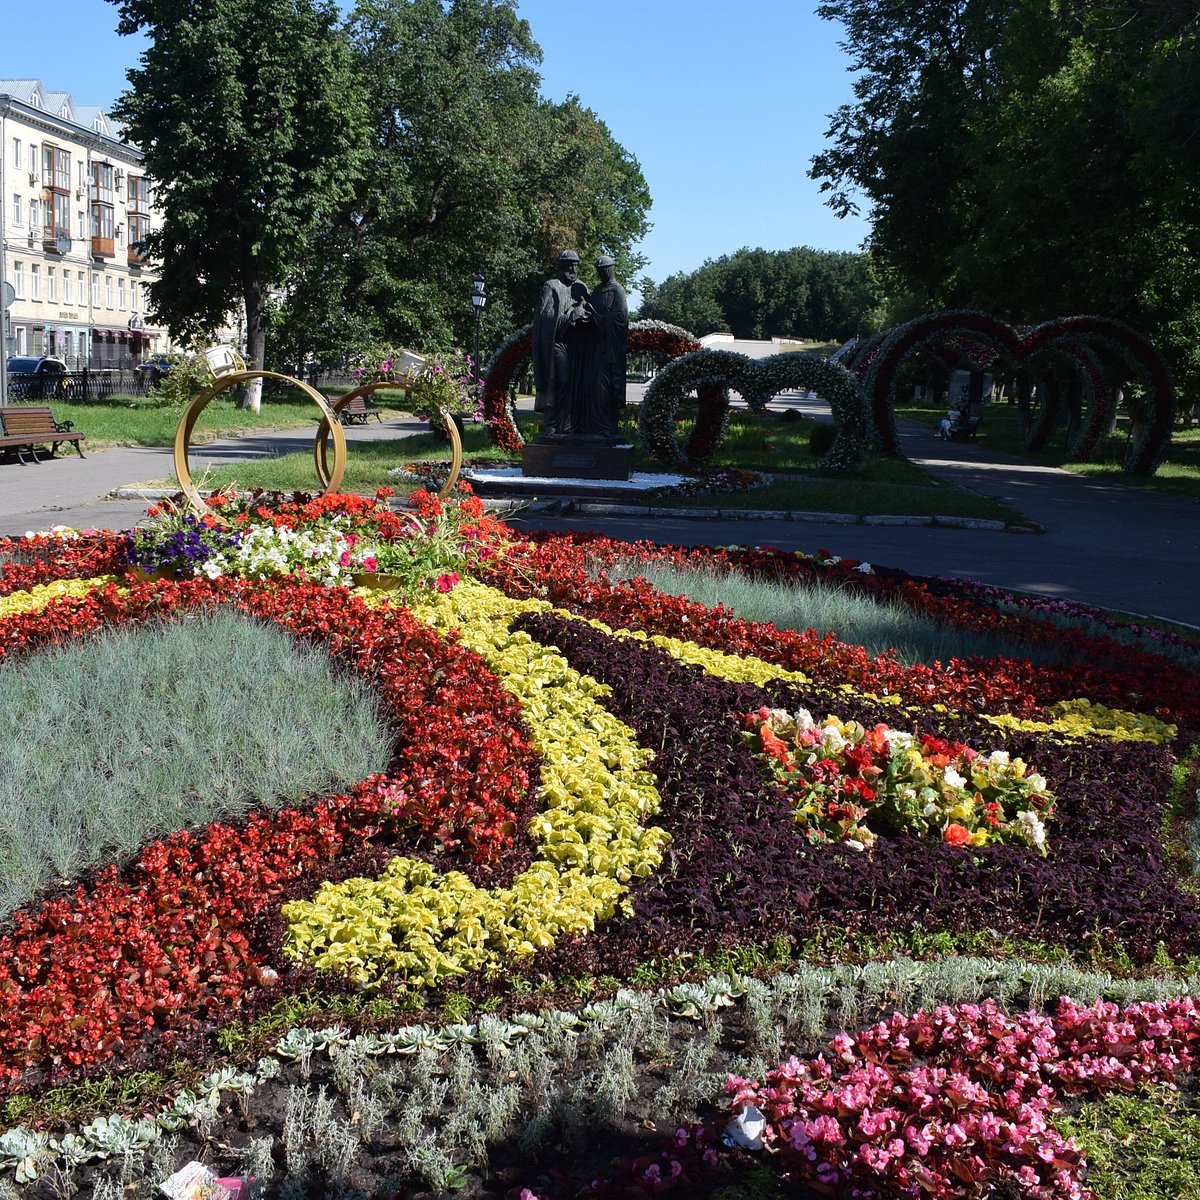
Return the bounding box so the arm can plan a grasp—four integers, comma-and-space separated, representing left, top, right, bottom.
809, 0, 1004, 304
277, 0, 651, 367
639, 247, 879, 341
110, 0, 369, 409
810, 0, 1200, 408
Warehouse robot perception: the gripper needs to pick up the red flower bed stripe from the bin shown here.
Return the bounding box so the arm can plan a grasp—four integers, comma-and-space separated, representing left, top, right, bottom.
0, 577, 538, 1089
487, 534, 1199, 730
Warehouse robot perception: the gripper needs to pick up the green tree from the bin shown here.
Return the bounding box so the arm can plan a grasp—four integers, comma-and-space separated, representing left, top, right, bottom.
639, 247, 878, 341
277, 0, 651, 369
810, 0, 1200, 409
110, 0, 369, 409
809, 0, 1004, 304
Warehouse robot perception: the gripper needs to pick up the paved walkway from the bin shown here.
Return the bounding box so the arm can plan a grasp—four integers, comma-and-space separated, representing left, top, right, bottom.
1, 404, 1196, 626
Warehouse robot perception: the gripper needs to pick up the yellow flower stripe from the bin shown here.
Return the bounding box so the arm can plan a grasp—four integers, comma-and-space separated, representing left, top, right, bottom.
984, 698, 1177, 744
578, 616, 909, 709
282, 579, 667, 987
0, 577, 117, 620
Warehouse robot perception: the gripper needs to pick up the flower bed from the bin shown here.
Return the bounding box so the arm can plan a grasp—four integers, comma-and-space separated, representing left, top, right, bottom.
0, 495, 1197, 1197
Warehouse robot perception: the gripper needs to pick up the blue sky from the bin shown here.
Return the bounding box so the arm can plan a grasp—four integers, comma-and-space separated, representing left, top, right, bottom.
6, 0, 870, 293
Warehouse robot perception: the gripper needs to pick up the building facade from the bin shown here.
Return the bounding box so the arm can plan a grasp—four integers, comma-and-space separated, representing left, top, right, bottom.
0, 79, 166, 368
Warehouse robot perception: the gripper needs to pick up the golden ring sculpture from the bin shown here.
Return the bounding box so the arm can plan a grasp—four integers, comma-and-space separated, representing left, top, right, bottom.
313, 380, 463, 500
173, 370, 348, 519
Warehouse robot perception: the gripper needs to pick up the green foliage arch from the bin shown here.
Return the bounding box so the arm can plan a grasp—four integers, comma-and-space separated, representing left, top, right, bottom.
640, 350, 869, 471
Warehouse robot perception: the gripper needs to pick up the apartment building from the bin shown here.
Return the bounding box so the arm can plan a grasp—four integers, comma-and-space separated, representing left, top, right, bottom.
0, 79, 166, 367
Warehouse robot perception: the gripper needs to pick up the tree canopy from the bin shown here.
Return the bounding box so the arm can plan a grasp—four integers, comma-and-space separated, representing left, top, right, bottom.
638, 246, 879, 343
810, 0, 1200, 405
109, 0, 370, 408
273, 0, 651, 370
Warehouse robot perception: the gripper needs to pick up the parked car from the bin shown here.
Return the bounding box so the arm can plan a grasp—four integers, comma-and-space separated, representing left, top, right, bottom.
5, 356, 68, 400
135, 355, 174, 387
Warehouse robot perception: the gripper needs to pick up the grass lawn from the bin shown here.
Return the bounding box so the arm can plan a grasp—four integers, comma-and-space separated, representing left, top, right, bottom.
31, 386, 327, 449
183, 403, 1033, 525
900, 400, 1200, 502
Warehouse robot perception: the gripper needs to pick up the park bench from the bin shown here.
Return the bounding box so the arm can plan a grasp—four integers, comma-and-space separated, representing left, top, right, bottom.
946, 399, 984, 442
0, 406, 85, 463
337, 393, 385, 425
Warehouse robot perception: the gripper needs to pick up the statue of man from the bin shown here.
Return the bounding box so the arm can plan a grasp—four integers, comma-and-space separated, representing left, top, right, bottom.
532, 250, 593, 437
589, 254, 629, 436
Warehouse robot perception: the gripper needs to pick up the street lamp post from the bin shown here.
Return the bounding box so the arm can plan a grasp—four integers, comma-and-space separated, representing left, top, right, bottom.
470, 274, 486, 396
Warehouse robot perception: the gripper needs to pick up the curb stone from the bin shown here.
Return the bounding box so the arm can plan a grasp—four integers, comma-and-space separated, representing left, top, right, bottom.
108, 486, 1035, 533
934, 516, 1007, 531
863, 514, 934, 527
790, 510, 860, 524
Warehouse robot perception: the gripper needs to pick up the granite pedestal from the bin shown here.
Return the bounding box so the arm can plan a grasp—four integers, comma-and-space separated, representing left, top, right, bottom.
521, 438, 634, 481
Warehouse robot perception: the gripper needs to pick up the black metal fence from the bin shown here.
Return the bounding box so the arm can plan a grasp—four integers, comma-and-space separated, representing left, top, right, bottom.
4, 369, 154, 402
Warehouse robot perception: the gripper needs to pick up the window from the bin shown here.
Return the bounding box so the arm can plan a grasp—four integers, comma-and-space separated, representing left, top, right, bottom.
30, 264, 40, 301
78, 271, 86, 303
78, 161, 86, 193
118, 278, 126, 310
90, 162, 115, 255
128, 175, 150, 212
11, 194, 21, 224
91, 272, 99, 306
16, 327, 27, 355
29, 144, 37, 171
13, 262, 25, 298
91, 161, 114, 204
129, 212, 152, 260
48, 267, 57, 302
91, 202, 114, 241
78, 331, 87, 358
63, 270, 73, 303
29, 201, 41, 234
77, 211, 85, 239
131, 281, 140, 310
105, 276, 113, 307
43, 144, 69, 192
11, 137, 20, 167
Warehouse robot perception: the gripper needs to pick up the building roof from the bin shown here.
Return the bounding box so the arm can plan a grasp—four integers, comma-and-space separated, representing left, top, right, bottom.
0, 79, 121, 143
0, 79, 46, 105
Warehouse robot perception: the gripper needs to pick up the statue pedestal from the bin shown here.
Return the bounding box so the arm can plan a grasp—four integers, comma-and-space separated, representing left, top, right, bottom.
521, 438, 634, 481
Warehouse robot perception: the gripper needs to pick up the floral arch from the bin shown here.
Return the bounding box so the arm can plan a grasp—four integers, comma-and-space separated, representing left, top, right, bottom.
862, 311, 1175, 475
639, 349, 870, 471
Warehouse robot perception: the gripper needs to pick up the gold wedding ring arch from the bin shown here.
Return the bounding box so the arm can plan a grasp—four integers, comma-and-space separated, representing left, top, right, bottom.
315, 381, 462, 498
172, 354, 462, 519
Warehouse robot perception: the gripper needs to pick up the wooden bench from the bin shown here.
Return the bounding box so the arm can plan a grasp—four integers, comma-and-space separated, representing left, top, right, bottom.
0, 406, 86, 463
337, 393, 385, 425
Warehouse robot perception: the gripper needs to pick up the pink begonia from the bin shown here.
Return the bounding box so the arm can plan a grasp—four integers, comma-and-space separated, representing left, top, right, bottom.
728, 995, 1200, 1199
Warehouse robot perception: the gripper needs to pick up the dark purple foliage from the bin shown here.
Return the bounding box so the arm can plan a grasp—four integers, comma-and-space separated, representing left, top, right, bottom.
512, 612, 1198, 970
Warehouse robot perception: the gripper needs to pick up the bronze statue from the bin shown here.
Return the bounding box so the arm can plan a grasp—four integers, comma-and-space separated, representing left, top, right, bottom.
590, 254, 628, 427
532, 250, 626, 440
532, 250, 591, 438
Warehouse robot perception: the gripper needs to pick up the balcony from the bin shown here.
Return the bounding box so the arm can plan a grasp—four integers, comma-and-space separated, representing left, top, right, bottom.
91, 235, 115, 260
43, 233, 71, 255
128, 247, 149, 268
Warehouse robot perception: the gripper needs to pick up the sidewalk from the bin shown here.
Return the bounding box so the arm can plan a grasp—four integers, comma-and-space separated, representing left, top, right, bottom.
1, 404, 1196, 627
